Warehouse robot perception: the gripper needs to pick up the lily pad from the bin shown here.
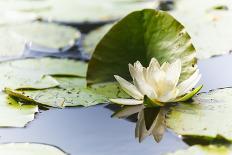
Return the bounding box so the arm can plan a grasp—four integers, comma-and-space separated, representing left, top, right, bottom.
5, 81, 129, 108
169, 0, 232, 59
166, 88, 232, 141
82, 23, 114, 57
9, 21, 80, 50
0, 58, 87, 90
87, 9, 197, 84
0, 22, 80, 57
166, 145, 232, 155
0, 93, 38, 127
0, 143, 67, 155
37, 0, 157, 23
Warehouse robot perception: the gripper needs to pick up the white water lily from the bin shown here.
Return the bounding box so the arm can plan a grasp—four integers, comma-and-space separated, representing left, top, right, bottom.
110, 58, 202, 106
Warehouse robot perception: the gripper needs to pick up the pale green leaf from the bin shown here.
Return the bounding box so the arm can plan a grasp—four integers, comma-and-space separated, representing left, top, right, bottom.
0, 58, 87, 90
166, 145, 232, 155
0, 143, 67, 155
166, 88, 232, 141
0, 93, 38, 127
169, 0, 232, 59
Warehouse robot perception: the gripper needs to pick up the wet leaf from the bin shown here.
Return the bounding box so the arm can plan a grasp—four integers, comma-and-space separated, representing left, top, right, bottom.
166, 88, 232, 141
0, 93, 38, 127
166, 145, 232, 155
87, 9, 197, 84
0, 143, 67, 155
169, 0, 232, 59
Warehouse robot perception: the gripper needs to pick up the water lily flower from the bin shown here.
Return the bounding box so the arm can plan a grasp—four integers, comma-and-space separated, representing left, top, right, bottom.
110, 58, 202, 107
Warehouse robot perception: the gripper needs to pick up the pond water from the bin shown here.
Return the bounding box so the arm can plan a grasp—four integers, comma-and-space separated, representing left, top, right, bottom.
1, 26, 232, 154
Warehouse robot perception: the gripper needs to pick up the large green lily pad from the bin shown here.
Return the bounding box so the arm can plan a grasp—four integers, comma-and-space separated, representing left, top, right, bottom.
0, 58, 87, 90
0, 93, 38, 127
0, 143, 67, 155
82, 23, 114, 57
169, 0, 232, 59
5, 79, 129, 108
87, 9, 197, 84
166, 145, 232, 155
166, 88, 232, 141
36, 0, 156, 23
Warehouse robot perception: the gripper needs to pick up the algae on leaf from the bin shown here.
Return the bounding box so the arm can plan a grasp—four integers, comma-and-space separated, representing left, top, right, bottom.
166, 88, 232, 142
0, 143, 67, 155
5, 81, 129, 108
87, 9, 197, 84
169, 0, 232, 59
166, 145, 232, 155
0, 93, 38, 127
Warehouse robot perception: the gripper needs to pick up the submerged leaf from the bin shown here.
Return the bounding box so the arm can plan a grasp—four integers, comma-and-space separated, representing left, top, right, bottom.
166, 145, 232, 155
87, 9, 197, 84
0, 93, 38, 127
0, 143, 67, 155
166, 88, 232, 141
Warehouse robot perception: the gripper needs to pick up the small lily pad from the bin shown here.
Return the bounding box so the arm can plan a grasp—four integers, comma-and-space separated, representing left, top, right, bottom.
0, 93, 38, 127
166, 88, 232, 141
87, 9, 197, 84
166, 145, 232, 155
169, 0, 232, 59
0, 143, 67, 155
0, 58, 87, 90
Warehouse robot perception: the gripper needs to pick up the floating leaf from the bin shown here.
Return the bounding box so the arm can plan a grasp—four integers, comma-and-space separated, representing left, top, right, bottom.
82, 23, 114, 57
37, 0, 156, 23
9, 22, 80, 50
0, 58, 87, 90
0, 93, 38, 127
0, 22, 80, 57
87, 9, 197, 84
0, 143, 67, 155
166, 145, 232, 155
169, 0, 232, 59
5, 81, 129, 108
166, 88, 232, 141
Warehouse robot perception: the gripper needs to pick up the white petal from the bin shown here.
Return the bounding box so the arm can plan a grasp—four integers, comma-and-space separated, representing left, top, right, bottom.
129, 63, 157, 99
165, 59, 182, 87
158, 88, 179, 102
114, 75, 143, 100
134, 61, 143, 72
149, 58, 160, 69
112, 105, 144, 118
177, 70, 201, 96
109, 99, 143, 105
